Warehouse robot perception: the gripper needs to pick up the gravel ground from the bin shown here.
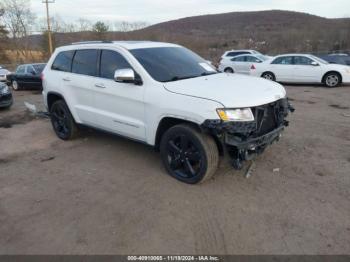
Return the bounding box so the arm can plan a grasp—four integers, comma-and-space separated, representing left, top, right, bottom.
0, 85, 349, 255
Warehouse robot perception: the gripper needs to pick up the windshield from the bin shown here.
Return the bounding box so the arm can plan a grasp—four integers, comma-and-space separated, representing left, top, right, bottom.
309, 55, 329, 65
130, 47, 218, 82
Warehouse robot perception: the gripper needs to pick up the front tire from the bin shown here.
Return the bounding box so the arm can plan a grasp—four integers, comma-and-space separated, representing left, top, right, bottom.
324, 72, 341, 88
50, 100, 79, 140
160, 124, 219, 184
12, 80, 20, 91
261, 72, 276, 81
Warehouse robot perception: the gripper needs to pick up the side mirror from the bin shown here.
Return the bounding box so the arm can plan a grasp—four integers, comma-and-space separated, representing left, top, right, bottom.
114, 68, 135, 83
311, 61, 319, 66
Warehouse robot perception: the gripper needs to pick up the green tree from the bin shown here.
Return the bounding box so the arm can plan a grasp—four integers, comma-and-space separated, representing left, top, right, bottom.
92, 21, 109, 34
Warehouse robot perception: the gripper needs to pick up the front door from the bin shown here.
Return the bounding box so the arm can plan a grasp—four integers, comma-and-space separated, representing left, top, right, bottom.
92, 49, 146, 141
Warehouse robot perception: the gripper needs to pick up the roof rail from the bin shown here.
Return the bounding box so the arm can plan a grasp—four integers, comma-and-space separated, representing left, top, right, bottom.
71, 41, 113, 45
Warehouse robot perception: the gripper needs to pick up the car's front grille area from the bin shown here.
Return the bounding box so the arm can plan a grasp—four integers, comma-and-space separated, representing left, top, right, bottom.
252, 98, 289, 137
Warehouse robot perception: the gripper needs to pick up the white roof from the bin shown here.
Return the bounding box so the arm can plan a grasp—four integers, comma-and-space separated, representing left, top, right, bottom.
68, 41, 180, 50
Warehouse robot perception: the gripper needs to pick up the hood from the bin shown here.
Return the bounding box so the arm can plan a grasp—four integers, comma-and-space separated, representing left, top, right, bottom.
163, 73, 286, 108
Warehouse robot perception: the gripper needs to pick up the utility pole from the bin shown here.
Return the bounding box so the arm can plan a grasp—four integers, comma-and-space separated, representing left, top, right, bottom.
42, 0, 55, 55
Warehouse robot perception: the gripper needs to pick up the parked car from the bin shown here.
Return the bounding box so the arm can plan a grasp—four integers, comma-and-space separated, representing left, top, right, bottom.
316, 54, 350, 66
7, 63, 46, 91
221, 49, 263, 59
0, 66, 11, 82
218, 54, 270, 74
43, 41, 293, 184
249, 54, 350, 87
0, 82, 13, 109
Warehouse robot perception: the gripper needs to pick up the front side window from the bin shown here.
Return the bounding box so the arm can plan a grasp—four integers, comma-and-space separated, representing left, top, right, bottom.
52, 51, 75, 72
272, 56, 293, 65
130, 47, 217, 82
294, 56, 314, 65
72, 49, 98, 76
100, 50, 131, 79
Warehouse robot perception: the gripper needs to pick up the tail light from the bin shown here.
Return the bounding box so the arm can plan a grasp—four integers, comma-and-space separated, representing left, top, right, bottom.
251, 64, 256, 70
40, 73, 44, 80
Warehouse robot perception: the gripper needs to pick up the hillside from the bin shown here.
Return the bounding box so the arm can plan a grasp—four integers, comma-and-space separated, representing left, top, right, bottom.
24, 10, 350, 61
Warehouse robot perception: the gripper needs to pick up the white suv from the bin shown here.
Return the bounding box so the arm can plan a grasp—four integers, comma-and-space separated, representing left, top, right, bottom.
42, 41, 293, 184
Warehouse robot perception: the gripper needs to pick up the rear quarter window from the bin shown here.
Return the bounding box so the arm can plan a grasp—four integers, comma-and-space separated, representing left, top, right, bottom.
52, 51, 75, 72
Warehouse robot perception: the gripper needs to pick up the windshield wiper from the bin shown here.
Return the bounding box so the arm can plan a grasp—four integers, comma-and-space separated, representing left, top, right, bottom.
168, 75, 199, 82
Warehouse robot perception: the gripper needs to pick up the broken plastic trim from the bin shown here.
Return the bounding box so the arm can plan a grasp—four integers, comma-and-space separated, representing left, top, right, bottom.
201, 98, 294, 170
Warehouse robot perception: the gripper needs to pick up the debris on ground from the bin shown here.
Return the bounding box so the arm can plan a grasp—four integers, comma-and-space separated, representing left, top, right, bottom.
24, 101, 50, 119
40, 156, 55, 162
273, 168, 280, 173
245, 161, 256, 178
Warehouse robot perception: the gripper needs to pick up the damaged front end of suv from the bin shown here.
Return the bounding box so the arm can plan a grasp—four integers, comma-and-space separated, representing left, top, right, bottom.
202, 98, 295, 169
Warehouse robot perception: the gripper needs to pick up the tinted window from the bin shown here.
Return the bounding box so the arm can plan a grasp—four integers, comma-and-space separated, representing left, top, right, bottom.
130, 47, 217, 82
72, 49, 98, 76
272, 56, 293, 65
16, 66, 25, 74
294, 56, 314, 65
27, 65, 36, 74
100, 50, 131, 79
227, 51, 249, 57
246, 56, 261, 62
33, 64, 46, 73
232, 56, 246, 62
52, 51, 75, 72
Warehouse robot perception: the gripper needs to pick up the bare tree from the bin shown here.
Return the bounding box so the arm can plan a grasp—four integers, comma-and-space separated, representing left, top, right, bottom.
0, 0, 36, 62
77, 18, 92, 32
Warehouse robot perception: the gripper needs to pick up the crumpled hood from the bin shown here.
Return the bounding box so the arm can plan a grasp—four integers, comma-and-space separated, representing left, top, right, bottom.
163, 73, 287, 108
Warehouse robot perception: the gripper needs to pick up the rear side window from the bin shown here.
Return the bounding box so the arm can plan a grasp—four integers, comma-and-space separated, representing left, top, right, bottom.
72, 49, 98, 76
52, 51, 75, 72
272, 56, 293, 65
100, 50, 131, 79
232, 56, 246, 62
227, 51, 249, 57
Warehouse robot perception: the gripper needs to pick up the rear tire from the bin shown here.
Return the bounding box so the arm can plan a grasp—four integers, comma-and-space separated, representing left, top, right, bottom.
50, 100, 79, 140
224, 68, 234, 74
160, 124, 219, 184
323, 72, 341, 88
261, 72, 276, 81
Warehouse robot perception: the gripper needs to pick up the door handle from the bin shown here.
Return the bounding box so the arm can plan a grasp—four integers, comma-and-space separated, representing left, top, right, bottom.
94, 83, 106, 88
62, 77, 71, 82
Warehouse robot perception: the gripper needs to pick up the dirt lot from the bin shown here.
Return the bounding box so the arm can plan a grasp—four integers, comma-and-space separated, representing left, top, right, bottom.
0, 85, 349, 255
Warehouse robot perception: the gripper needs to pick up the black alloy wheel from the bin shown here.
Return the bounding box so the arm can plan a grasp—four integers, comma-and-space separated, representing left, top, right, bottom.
160, 124, 219, 184
50, 100, 78, 140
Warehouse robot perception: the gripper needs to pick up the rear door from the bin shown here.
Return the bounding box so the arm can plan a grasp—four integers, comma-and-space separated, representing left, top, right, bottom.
68, 49, 99, 125
231, 56, 247, 74
91, 49, 146, 141
270, 56, 295, 82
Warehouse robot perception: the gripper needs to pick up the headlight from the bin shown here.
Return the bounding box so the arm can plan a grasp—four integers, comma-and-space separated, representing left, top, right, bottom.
1, 85, 10, 94
216, 108, 254, 122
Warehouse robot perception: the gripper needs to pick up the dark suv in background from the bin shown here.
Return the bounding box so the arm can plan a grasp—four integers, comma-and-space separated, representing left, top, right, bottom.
7, 63, 46, 91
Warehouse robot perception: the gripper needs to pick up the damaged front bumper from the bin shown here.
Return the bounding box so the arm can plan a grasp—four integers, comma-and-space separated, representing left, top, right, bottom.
202, 98, 294, 169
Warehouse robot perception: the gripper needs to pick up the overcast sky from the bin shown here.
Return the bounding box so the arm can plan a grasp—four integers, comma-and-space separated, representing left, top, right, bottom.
31, 0, 350, 24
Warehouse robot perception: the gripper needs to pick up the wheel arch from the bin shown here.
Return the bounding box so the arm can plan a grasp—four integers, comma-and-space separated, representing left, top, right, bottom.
47, 91, 66, 111
154, 116, 224, 155
322, 71, 342, 84
224, 67, 234, 73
